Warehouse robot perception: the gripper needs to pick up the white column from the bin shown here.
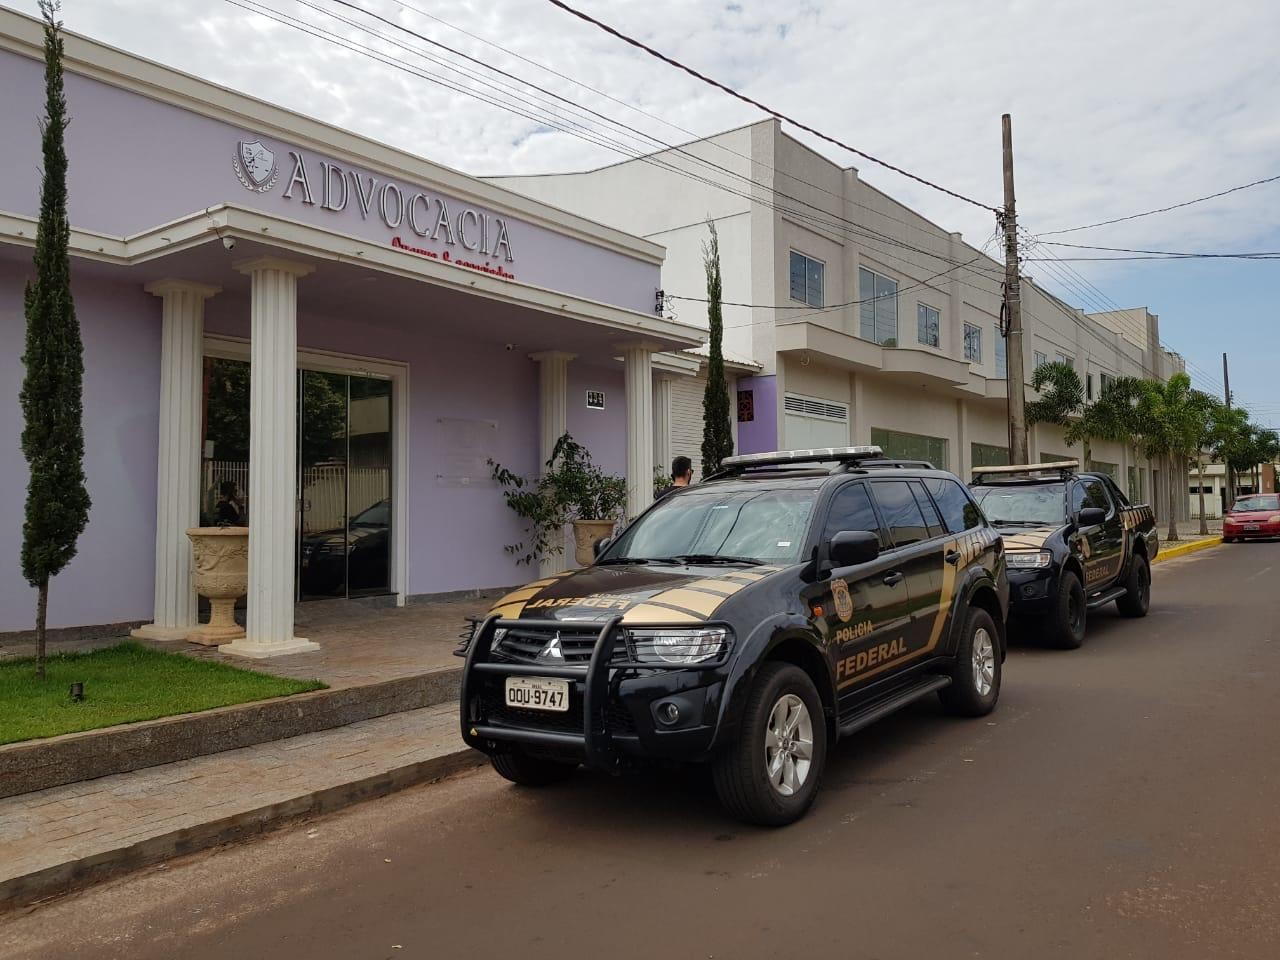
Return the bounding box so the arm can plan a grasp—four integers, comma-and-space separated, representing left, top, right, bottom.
653, 373, 674, 476
622, 343, 655, 520
529, 351, 575, 577
222, 258, 318, 659
131, 280, 220, 642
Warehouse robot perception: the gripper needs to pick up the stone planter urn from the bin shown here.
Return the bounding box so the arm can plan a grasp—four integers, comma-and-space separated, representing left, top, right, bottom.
572, 519, 617, 566
187, 527, 249, 645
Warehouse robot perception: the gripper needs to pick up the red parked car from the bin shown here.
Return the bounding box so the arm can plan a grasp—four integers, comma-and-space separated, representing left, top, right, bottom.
1223, 494, 1280, 542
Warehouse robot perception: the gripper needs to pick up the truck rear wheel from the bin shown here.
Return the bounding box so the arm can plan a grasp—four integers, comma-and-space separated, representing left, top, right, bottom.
939, 606, 1001, 716
489, 749, 578, 787
713, 663, 827, 826
1115, 554, 1151, 618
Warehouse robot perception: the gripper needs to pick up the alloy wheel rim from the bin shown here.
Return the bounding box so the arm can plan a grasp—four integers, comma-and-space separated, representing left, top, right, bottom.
972, 627, 995, 697
765, 694, 813, 797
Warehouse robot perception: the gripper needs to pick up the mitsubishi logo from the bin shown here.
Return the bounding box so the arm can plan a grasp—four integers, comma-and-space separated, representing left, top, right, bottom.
538, 632, 564, 661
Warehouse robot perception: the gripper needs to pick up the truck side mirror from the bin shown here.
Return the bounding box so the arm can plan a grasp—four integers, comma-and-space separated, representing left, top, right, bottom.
829, 530, 879, 568
1077, 506, 1106, 527
593, 536, 612, 559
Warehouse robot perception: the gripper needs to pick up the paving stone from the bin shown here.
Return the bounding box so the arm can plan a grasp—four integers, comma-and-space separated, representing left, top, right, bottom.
0, 703, 472, 903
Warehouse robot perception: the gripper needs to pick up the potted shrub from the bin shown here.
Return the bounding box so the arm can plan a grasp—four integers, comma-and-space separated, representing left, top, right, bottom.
491, 434, 627, 567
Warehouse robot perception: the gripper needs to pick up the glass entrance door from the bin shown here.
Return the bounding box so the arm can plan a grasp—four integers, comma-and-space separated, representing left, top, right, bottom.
201, 356, 392, 603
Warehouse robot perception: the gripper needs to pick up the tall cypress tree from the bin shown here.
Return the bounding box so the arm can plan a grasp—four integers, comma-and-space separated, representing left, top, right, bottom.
20, 0, 90, 679
701, 220, 733, 474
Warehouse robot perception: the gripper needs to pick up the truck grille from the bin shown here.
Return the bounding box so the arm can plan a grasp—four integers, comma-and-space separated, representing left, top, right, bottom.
492, 624, 630, 666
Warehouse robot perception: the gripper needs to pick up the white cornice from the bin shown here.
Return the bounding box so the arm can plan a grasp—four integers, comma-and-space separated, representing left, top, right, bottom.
0, 7, 664, 267
0, 204, 703, 349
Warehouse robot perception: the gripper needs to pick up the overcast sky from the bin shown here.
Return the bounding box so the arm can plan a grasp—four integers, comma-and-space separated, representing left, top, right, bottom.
9, 0, 1280, 424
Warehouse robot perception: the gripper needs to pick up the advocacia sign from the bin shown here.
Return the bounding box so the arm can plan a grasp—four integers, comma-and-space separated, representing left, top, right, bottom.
233, 136, 516, 271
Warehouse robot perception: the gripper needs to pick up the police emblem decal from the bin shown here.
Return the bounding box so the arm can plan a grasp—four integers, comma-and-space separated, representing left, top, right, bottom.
234, 139, 279, 193
831, 578, 854, 622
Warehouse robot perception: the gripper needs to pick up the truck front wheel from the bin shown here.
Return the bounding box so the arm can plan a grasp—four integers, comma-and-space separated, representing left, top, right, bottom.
712, 663, 827, 826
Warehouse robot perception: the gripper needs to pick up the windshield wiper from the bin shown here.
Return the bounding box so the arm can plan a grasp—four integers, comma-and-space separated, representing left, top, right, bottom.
658, 554, 765, 566
595, 556, 652, 565
991, 520, 1051, 528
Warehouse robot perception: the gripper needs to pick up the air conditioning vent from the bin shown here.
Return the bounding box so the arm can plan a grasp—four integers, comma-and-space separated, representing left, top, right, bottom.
784, 394, 848, 422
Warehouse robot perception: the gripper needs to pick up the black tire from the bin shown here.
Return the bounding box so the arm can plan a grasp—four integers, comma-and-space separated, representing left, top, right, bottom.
489, 749, 578, 787
712, 663, 827, 827
1048, 569, 1087, 649
1224, 537, 1236, 544
938, 606, 1001, 717
1115, 553, 1151, 618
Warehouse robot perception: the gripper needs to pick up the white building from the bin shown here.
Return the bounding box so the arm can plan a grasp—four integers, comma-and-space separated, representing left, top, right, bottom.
491, 119, 1190, 520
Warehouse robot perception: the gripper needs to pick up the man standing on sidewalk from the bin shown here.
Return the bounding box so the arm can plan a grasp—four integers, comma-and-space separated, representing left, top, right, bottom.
656, 456, 694, 500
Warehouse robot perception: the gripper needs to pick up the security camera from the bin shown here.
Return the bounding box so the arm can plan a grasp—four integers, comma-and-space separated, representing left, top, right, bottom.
505, 343, 515, 351
222, 236, 236, 251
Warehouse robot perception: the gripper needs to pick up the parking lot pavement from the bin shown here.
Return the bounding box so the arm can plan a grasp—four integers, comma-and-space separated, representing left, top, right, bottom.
5, 543, 1279, 960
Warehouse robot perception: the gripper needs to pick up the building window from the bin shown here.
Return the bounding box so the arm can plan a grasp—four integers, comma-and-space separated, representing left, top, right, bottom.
972, 442, 1009, 468
858, 267, 898, 345
1034, 351, 1048, 369
871, 427, 948, 470
1055, 352, 1074, 369
963, 322, 982, 362
1093, 460, 1118, 477
917, 303, 940, 348
1086, 374, 1094, 401
789, 251, 824, 307
1099, 372, 1115, 395
994, 326, 1007, 378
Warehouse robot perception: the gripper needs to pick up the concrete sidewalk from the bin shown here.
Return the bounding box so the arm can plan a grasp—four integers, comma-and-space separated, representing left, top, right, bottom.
0, 704, 480, 910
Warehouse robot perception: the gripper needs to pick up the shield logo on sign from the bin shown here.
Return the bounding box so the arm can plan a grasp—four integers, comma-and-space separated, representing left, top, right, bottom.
831, 579, 854, 623
234, 139, 279, 193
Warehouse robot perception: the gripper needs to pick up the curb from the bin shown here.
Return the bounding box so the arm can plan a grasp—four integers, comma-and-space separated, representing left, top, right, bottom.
0, 668, 461, 799
1153, 536, 1222, 564
0, 744, 485, 912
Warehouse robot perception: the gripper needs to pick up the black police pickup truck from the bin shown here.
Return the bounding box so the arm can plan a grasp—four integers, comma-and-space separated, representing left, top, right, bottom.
459, 447, 1009, 825
970, 461, 1157, 648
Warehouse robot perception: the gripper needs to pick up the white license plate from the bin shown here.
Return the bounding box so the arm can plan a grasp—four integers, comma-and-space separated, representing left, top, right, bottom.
1244, 524, 1260, 531
504, 676, 570, 712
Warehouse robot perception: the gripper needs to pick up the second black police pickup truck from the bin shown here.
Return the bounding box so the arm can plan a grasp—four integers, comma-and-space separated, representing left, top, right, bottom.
970, 461, 1157, 649
459, 447, 1008, 826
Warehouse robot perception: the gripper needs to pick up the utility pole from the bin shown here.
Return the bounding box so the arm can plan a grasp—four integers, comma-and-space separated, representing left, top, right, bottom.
1001, 114, 1029, 464
1223, 351, 1234, 500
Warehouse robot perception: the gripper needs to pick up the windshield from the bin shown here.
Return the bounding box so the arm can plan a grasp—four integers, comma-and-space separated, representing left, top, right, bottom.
1233, 495, 1280, 513
603, 488, 817, 565
972, 483, 1066, 526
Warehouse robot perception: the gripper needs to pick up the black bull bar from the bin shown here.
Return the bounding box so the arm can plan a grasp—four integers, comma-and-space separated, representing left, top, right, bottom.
459, 614, 731, 772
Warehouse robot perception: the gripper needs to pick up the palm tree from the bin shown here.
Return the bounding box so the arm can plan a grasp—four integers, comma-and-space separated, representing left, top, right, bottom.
1190, 394, 1225, 535
1026, 362, 1084, 463
1210, 405, 1254, 504
1135, 373, 1210, 543
1067, 375, 1146, 476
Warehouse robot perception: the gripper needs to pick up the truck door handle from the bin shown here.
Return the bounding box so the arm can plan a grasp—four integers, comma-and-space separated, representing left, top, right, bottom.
882, 571, 904, 587
945, 550, 961, 565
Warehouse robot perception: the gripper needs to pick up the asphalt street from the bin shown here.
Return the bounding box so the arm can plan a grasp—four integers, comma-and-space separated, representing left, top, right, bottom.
4, 543, 1278, 960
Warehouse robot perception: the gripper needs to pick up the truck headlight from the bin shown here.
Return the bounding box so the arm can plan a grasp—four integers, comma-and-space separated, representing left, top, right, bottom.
629, 627, 730, 665
1007, 551, 1052, 569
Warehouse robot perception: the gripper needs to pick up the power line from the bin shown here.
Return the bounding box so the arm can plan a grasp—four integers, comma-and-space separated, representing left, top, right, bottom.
543, 0, 1000, 213
1037, 173, 1280, 236
231, 0, 1008, 292
1038, 240, 1280, 258
392, 0, 973, 244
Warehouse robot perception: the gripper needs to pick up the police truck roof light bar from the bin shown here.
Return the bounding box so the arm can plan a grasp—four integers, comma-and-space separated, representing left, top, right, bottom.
971, 460, 1080, 483
719, 446, 884, 471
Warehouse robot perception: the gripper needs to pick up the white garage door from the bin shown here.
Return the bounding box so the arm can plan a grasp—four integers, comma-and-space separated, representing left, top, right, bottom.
783, 394, 849, 449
